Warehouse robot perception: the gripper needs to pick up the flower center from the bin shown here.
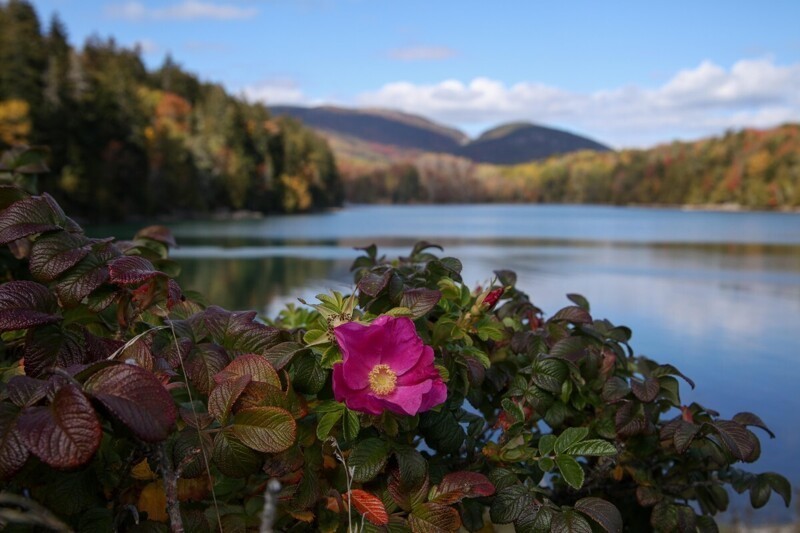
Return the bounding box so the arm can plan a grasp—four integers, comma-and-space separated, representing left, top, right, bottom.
368, 364, 397, 396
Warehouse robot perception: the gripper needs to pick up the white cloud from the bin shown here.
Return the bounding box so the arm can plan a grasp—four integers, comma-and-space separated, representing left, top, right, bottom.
388, 46, 458, 62
106, 1, 258, 21
242, 79, 309, 105
356, 58, 800, 147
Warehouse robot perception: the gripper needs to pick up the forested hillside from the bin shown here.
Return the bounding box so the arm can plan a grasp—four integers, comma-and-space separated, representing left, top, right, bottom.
0, 1, 342, 221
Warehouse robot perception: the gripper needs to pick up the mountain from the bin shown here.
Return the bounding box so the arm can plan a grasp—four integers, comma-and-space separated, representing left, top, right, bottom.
269, 106, 610, 168
461, 122, 611, 164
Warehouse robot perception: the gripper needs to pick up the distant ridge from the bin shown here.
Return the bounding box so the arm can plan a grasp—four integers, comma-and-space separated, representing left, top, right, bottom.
270, 105, 611, 166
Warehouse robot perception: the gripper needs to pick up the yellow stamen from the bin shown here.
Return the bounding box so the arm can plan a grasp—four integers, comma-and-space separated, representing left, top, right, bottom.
368, 364, 397, 396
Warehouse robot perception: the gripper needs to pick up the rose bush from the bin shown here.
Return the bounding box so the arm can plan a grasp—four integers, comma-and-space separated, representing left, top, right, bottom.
0, 147, 793, 532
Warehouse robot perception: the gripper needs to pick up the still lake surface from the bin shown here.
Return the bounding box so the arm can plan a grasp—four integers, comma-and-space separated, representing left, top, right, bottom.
102, 204, 800, 523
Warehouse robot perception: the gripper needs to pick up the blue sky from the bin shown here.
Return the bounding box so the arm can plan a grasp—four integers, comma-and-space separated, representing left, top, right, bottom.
30, 0, 800, 147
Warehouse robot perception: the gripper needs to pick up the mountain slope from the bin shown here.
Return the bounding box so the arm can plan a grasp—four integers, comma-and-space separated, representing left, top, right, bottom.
461, 122, 611, 164
270, 105, 466, 154
270, 106, 611, 167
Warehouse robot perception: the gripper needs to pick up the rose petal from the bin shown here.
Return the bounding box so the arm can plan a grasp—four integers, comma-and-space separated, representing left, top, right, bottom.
397, 346, 437, 386
332, 363, 384, 415
334, 322, 378, 389
380, 380, 433, 416
418, 378, 448, 412
378, 317, 426, 376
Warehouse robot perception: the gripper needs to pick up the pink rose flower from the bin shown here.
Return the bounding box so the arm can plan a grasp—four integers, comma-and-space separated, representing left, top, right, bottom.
331, 315, 447, 416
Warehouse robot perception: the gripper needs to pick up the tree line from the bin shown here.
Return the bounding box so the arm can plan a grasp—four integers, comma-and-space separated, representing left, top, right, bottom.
0, 0, 342, 221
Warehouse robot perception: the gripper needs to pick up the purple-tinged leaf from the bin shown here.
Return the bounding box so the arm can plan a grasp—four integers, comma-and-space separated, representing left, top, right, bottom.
160, 337, 192, 369
0, 403, 29, 479
202, 306, 282, 356
400, 288, 441, 319
733, 412, 775, 439
673, 420, 700, 454
17, 385, 101, 469
0, 185, 29, 210
0, 281, 60, 332
231, 406, 296, 453
601, 377, 630, 403
28, 232, 92, 282
184, 343, 229, 395
24, 324, 86, 377
54, 243, 119, 307
6, 376, 47, 407
575, 497, 623, 533
631, 377, 660, 403
550, 306, 592, 324
357, 269, 392, 297
429, 471, 495, 504
108, 255, 164, 285
209, 374, 251, 424
651, 363, 695, 389
708, 420, 756, 461
262, 341, 308, 371
0, 195, 63, 244
84, 364, 177, 442
214, 354, 281, 388
615, 401, 647, 438
166, 279, 183, 309
549, 337, 588, 361
135, 225, 177, 247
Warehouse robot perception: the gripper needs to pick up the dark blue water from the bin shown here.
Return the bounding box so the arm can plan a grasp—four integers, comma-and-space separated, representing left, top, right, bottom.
112, 204, 800, 524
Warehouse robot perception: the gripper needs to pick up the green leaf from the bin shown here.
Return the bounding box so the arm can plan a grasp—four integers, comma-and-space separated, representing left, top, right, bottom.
538, 434, 556, 456
516, 506, 553, 533
566, 293, 590, 311
762, 472, 792, 507
554, 427, 588, 454
231, 406, 296, 453
202, 306, 282, 356
601, 377, 630, 402
564, 439, 617, 457
343, 408, 360, 442
212, 430, 262, 478
263, 341, 309, 370
316, 410, 342, 441
291, 352, 327, 394
551, 509, 592, 533
538, 457, 554, 472
555, 455, 584, 490
419, 410, 465, 454
394, 445, 427, 492
533, 358, 567, 393
349, 437, 389, 483
408, 502, 461, 532
489, 485, 531, 524
575, 497, 622, 533
749, 476, 772, 509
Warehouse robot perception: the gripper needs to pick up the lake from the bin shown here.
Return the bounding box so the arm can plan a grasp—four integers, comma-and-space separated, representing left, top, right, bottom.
101, 204, 800, 524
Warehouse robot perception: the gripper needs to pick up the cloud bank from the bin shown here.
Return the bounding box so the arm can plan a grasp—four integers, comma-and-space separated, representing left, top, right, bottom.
106, 1, 258, 21
245, 58, 800, 148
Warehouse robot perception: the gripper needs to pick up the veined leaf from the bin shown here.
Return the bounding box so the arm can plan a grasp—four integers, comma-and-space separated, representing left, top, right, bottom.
349, 437, 389, 483
409, 502, 461, 533
575, 497, 622, 533
429, 471, 495, 504
554, 427, 588, 454
400, 288, 441, 319
0, 403, 29, 479
0, 281, 60, 332
0, 194, 70, 244
346, 489, 389, 526
28, 232, 92, 282
564, 439, 617, 457
551, 509, 592, 533
231, 406, 296, 453
17, 385, 101, 469
84, 363, 177, 442
108, 255, 164, 285
202, 306, 282, 356
212, 429, 262, 478
214, 354, 281, 388
555, 455, 584, 490
54, 243, 119, 307
208, 375, 251, 425
490, 484, 532, 524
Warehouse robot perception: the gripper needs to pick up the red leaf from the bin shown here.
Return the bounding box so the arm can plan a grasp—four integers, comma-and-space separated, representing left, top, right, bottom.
185, 343, 229, 395
214, 354, 281, 388
167, 279, 184, 309
429, 471, 495, 504
54, 243, 119, 307
109, 256, 164, 285
409, 502, 462, 532
208, 374, 251, 424
0, 404, 29, 479
83, 363, 177, 442
202, 306, 282, 356
17, 385, 101, 469
346, 489, 389, 526
6, 376, 47, 407
28, 232, 92, 282
0, 281, 60, 332
0, 195, 64, 244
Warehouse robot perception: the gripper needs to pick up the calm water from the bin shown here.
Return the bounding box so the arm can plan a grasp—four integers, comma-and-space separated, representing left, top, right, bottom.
101, 204, 800, 523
